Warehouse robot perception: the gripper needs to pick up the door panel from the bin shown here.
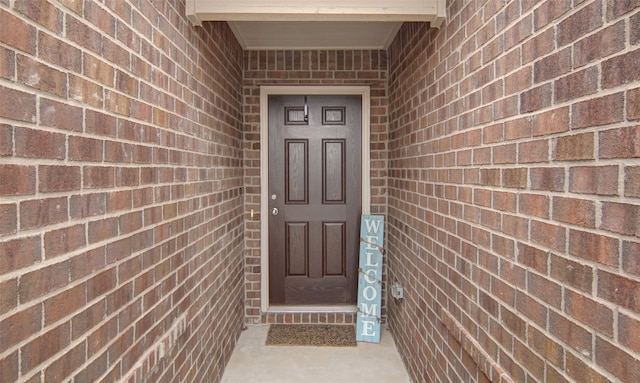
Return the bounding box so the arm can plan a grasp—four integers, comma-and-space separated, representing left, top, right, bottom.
323, 222, 346, 276
286, 222, 308, 276
269, 94, 362, 305
323, 139, 346, 204
285, 140, 308, 204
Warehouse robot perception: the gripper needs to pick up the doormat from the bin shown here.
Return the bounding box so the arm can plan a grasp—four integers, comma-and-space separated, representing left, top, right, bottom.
265, 324, 357, 347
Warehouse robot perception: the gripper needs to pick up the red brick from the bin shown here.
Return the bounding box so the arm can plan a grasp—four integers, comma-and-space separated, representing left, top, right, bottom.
503, 168, 526, 189
492, 95, 518, 120
518, 139, 549, 163
20, 196, 68, 230
504, 66, 531, 96
0, 203, 17, 235
17, 54, 68, 98
492, 190, 516, 212
83, 166, 115, 189
105, 190, 132, 214
15, 126, 66, 159
569, 165, 619, 196
69, 136, 104, 162
84, 0, 116, 37
572, 93, 624, 130
492, 234, 515, 258
0, 304, 42, 350
566, 352, 610, 383
574, 21, 625, 67
0, 235, 41, 275
520, 83, 552, 113
45, 341, 86, 383
619, 312, 640, 354
104, 89, 132, 117
630, 87, 640, 121
39, 165, 81, 193
530, 167, 564, 192
596, 337, 640, 381
632, 12, 640, 45
68, 74, 104, 108
0, 278, 17, 316
532, 106, 570, 136
565, 289, 614, 336
569, 229, 619, 266
0, 45, 15, 81
0, 164, 36, 196
83, 53, 115, 87
21, 322, 71, 372
38, 32, 82, 72
600, 126, 640, 159
517, 243, 548, 273
39, 98, 83, 132
531, 220, 566, 252
44, 283, 86, 325
519, 193, 549, 219
15, 0, 63, 33
88, 217, 118, 244
69, 192, 106, 219
534, 0, 571, 30
86, 110, 117, 137
523, 27, 555, 64
483, 123, 504, 144
0, 352, 18, 383
116, 167, 140, 187
557, 0, 603, 46
598, 270, 640, 314
0, 124, 12, 155
70, 247, 106, 281
0, 8, 37, 54
527, 326, 564, 369
44, 224, 86, 259
549, 310, 593, 354
552, 196, 595, 228
101, 39, 130, 70
554, 132, 594, 161
555, 66, 598, 103
66, 14, 102, 53
622, 241, 640, 277
550, 253, 593, 293
86, 268, 117, 301
534, 47, 571, 83
0, 84, 37, 123
502, 214, 529, 240
528, 272, 562, 309
602, 48, 640, 89
492, 143, 516, 164
601, 201, 640, 236
514, 337, 546, 380
18, 261, 69, 303
73, 352, 108, 382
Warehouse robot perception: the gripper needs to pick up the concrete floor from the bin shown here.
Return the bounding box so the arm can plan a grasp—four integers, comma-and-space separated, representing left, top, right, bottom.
221, 325, 412, 383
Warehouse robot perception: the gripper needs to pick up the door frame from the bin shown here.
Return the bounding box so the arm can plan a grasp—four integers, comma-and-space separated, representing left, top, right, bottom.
260, 85, 371, 313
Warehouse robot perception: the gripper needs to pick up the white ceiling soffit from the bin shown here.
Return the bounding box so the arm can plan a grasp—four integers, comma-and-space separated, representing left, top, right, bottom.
186, 0, 446, 50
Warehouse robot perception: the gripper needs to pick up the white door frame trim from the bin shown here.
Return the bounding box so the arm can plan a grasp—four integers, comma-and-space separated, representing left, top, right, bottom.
259, 85, 371, 313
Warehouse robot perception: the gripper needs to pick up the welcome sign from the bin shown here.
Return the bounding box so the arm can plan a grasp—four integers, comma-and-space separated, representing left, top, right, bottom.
356, 215, 384, 343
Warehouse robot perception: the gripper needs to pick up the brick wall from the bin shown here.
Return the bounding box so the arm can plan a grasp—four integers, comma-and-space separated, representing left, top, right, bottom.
387, 1, 640, 382
241, 50, 389, 324
0, 1, 244, 382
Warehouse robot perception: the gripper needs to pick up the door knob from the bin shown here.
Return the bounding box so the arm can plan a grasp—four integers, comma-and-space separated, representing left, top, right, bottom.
272, 207, 279, 216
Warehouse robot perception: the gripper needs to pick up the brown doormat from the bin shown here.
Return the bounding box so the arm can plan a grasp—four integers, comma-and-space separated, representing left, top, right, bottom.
265, 324, 357, 347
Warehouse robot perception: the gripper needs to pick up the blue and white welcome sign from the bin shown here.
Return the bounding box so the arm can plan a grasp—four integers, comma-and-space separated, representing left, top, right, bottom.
356, 215, 384, 343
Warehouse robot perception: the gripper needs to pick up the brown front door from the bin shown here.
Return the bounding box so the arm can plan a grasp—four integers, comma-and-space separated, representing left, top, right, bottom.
268, 94, 362, 305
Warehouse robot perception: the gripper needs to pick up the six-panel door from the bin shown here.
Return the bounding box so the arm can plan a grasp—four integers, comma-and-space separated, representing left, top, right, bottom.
268, 95, 362, 305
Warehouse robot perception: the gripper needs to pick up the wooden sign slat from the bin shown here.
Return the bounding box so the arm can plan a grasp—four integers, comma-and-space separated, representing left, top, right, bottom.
356, 215, 384, 343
